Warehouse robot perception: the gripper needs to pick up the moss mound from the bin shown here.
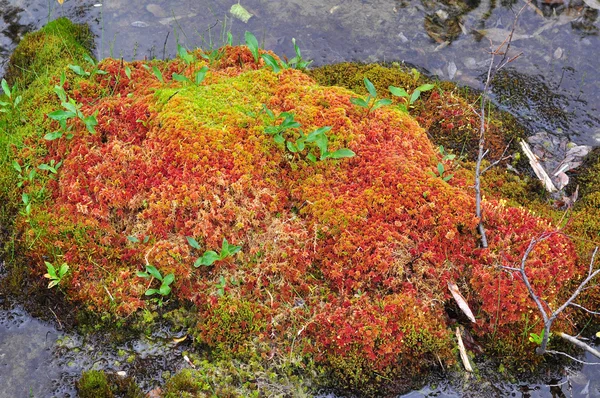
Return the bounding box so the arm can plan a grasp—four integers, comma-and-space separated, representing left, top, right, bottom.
1, 18, 597, 396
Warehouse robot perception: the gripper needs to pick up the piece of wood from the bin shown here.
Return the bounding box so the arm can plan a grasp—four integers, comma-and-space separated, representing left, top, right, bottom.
456, 326, 473, 372
519, 140, 557, 192
557, 332, 600, 359
448, 282, 476, 323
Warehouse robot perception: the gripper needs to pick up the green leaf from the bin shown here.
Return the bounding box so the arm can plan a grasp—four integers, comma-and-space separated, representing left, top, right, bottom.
145, 265, 163, 281
306, 153, 317, 163
159, 284, 172, 296
443, 175, 453, 182
145, 288, 159, 296
48, 110, 76, 121
68, 64, 90, 77
177, 44, 194, 64
162, 273, 175, 286
127, 236, 140, 243
83, 114, 98, 134
172, 73, 191, 83
12, 161, 22, 173
45, 261, 57, 277
244, 31, 260, 63
38, 164, 57, 173
58, 263, 69, 277
54, 86, 67, 103
437, 163, 445, 176
48, 280, 59, 289
364, 78, 377, 98
44, 131, 64, 141
1, 79, 11, 98
306, 126, 332, 141
124, 66, 132, 79
83, 54, 97, 66
152, 66, 164, 83
273, 133, 285, 145
328, 148, 356, 159
409, 89, 421, 105
186, 236, 201, 250
350, 97, 369, 108
372, 98, 392, 110
389, 86, 409, 98
136, 271, 150, 279
416, 83, 435, 92
14, 96, 22, 108
197, 251, 220, 266
261, 54, 281, 73
195, 66, 209, 85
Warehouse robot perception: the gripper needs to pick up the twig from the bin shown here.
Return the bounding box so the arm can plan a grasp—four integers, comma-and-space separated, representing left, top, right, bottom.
556, 332, 600, 359
474, 5, 526, 248
546, 350, 600, 365
456, 326, 473, 372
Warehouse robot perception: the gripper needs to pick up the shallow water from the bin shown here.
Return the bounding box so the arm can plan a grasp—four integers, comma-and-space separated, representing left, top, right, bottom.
0, 0, 599, 145
0, 300, 189, 397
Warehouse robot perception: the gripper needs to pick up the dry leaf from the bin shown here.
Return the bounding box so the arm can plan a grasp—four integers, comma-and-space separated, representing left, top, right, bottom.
172, 335, 187, 344
448, 282, 476, 323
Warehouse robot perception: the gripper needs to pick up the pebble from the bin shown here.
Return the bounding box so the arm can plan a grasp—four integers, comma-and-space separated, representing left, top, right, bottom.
398, 32, 409, 43
553, 47, 563, 59
131, 21, 149, 28
146, 4, 168, 18
447, 61, 457, 79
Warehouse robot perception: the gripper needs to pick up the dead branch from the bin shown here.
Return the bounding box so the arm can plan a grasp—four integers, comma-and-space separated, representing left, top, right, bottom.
502, 240, 600, 359
474, 5, 526, 248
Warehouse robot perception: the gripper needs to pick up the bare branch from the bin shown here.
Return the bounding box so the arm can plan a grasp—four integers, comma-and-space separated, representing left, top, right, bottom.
546, 350, 600, 365
568, 302, 600, 316
556, 332, 600, 359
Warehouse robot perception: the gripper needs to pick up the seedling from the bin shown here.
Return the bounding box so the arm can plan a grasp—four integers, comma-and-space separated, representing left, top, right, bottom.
136, 265, 175, 305
152, 66, 164, 83
0, 78, 23, 113
305, 126, 355, 161
350, 78, 392, 115
12, 161, 37, 187
245, 31, 260, 63
38, 159, 62, 174
389, 80, 435, 113
45, 85, 98, 140
187, 237, 242, 267
529, 329, 551, 345
431, 145, 455, 181
261, 37, 312, 73
44, 261, 69, 289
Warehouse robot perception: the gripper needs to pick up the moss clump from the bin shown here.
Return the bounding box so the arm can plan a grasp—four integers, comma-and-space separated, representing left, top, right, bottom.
76, 370, 144, 398
76, 370, 113, 398
2, 20, 596, 396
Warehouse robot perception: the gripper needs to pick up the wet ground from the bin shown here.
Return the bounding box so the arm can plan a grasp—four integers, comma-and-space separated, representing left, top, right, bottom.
0, 0, 599, 145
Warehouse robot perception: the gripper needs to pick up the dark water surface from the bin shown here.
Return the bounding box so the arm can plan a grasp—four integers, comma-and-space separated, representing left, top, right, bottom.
1, 0, 600, 396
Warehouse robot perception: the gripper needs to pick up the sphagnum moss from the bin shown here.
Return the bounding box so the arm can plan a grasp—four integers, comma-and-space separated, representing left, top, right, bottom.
1, 19, 597, 396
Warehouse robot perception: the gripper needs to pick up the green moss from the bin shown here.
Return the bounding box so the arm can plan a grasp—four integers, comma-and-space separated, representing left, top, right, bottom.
76, 370, 113, 398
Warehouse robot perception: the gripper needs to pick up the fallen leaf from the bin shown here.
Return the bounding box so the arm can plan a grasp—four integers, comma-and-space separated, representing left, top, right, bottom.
172, 335, 187, 344
448, 282, 476, 323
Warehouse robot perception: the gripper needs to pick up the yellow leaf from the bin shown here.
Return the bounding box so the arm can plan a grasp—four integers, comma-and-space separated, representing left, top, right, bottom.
173, 335, 187, 344
597, 331, 600, 338
57, 0, 64, 4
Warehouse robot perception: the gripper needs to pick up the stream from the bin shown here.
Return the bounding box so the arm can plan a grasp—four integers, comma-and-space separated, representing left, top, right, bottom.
1, 0, 599, 396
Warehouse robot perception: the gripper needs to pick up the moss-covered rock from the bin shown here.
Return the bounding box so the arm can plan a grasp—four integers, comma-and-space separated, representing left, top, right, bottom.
1, 18, 597, 396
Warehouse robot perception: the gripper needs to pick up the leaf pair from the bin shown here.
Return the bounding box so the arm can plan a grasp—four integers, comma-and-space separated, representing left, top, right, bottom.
137, 265, 175, 296
350, 78, 392, 113
44, 261, 69, 289
187, 237, 242, 267
389, 83, 435, 113
305, 126, 355, 161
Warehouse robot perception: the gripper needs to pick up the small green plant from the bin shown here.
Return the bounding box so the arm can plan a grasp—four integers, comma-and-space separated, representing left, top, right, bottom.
177, 44, 195, 65
186, 237, 242, 267
127, 235, 150, 244
245, 31, 260, 63
38, 159, 63, 174
305, 126, 356, 161
260, 106, 355, 161
529, 329, 551, 345
45, 84, 98, 140
389, 70, 435, 113
136, 265, 175, 305
152, 66, 164, 83
21, 192, 32, 218
12, 161, 37, 187
44, 261, 69, 288
215, 275, 227, 297
0, 78, 23, 113
261, 37, 312, 73
431, 145, 455, 182
350, 78, 392, 115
